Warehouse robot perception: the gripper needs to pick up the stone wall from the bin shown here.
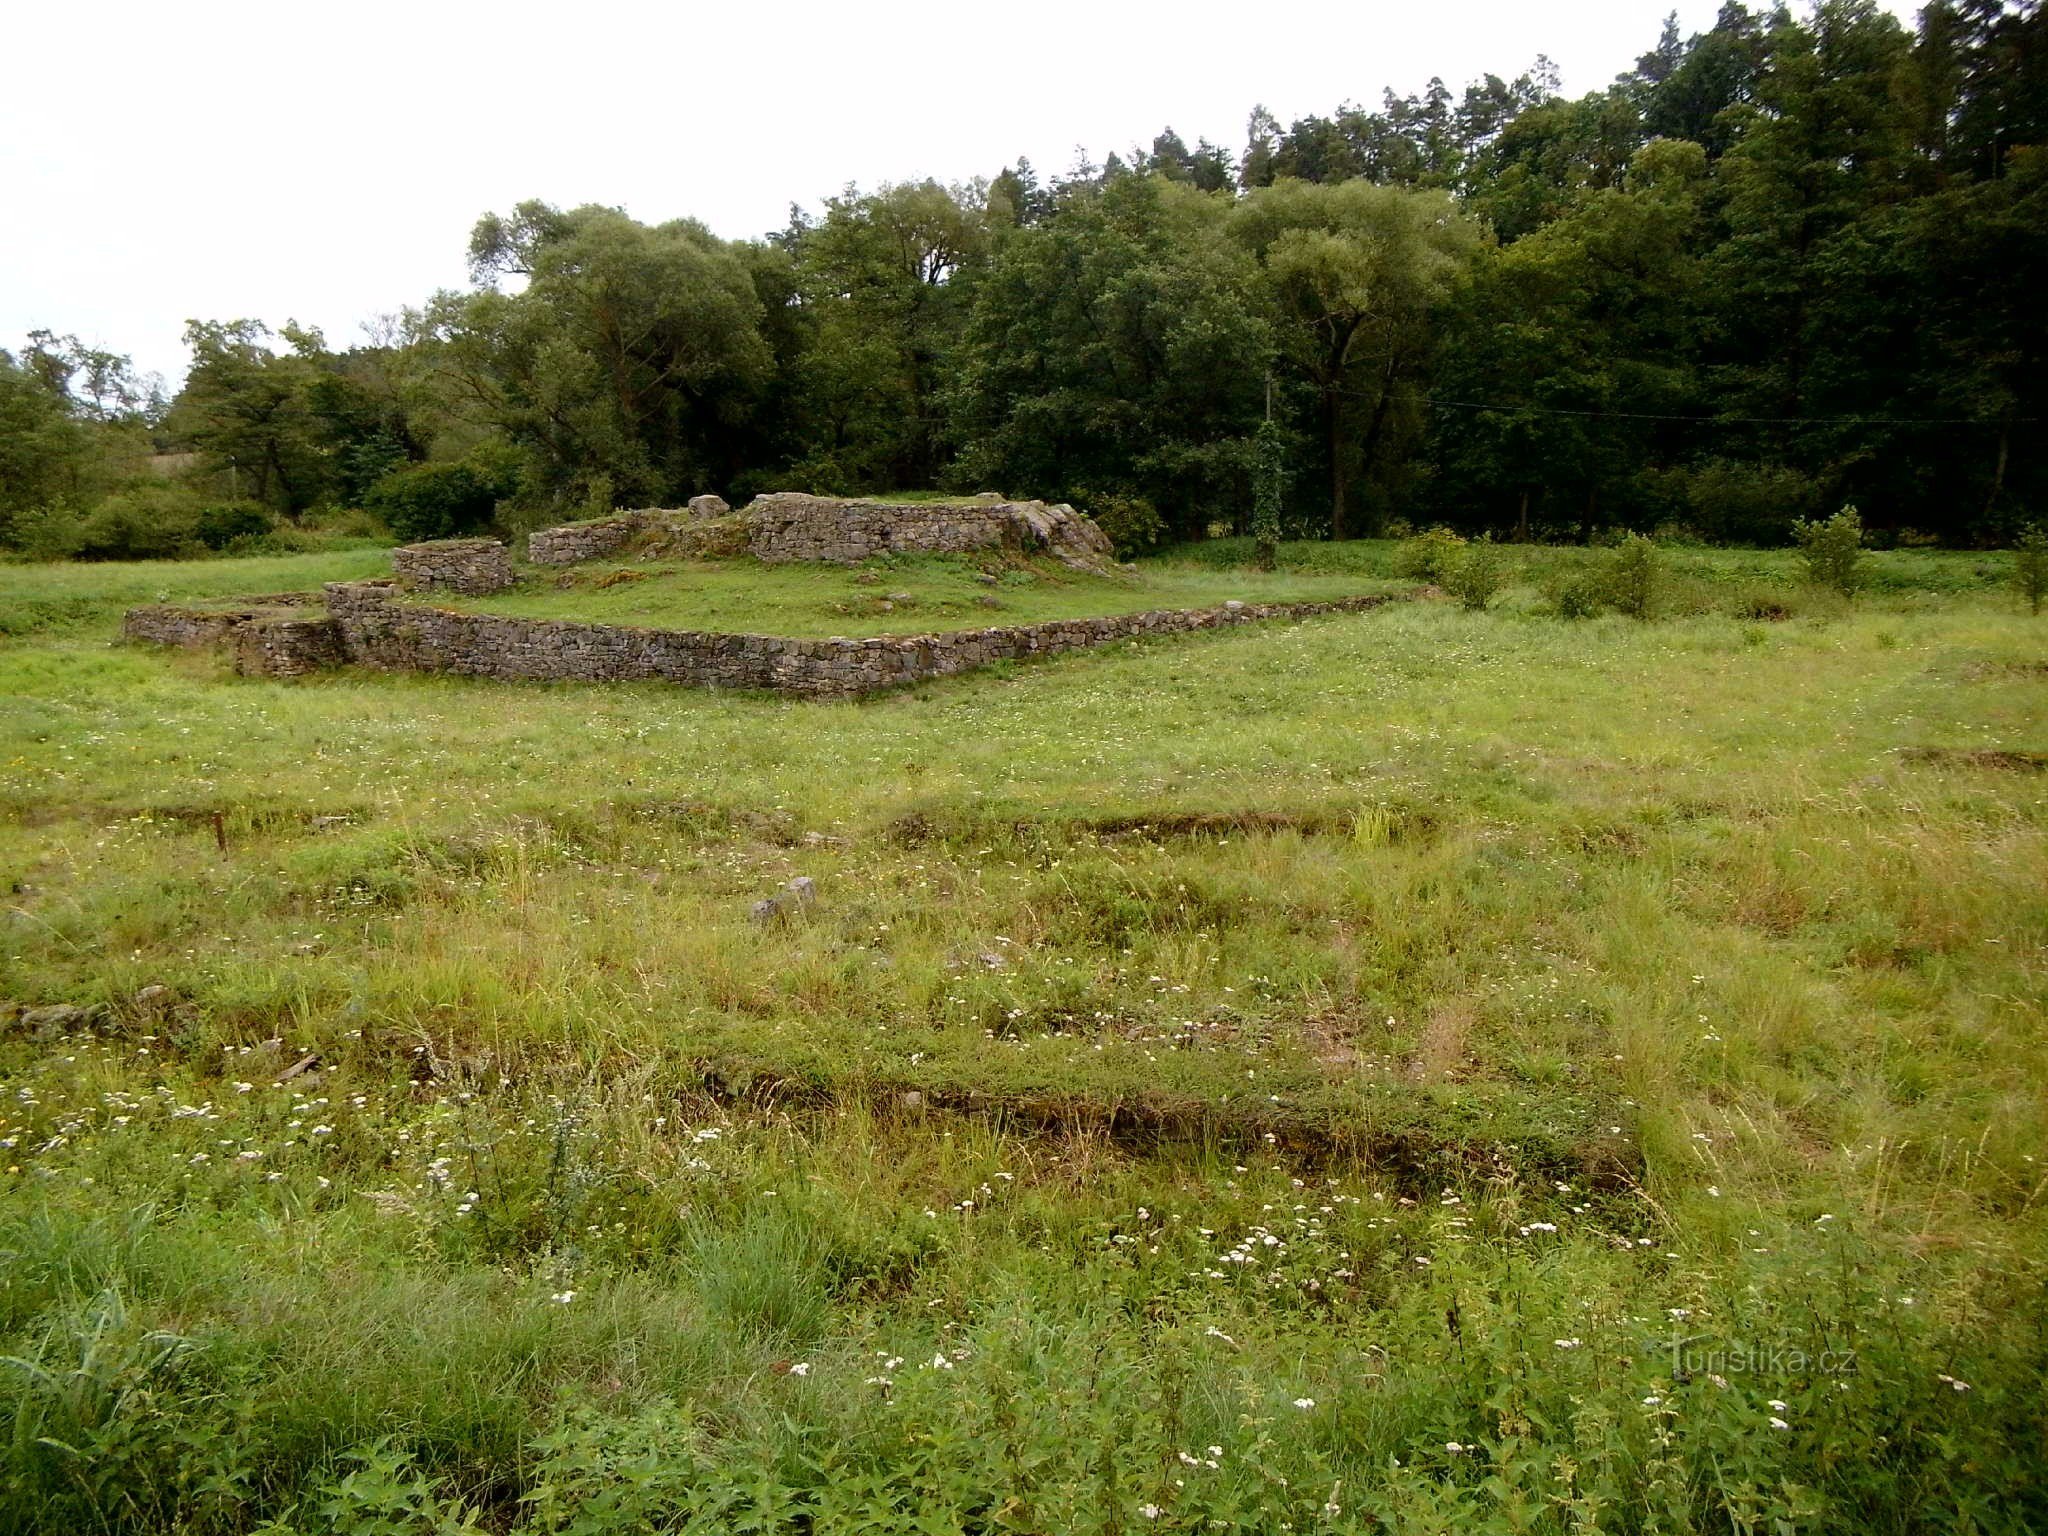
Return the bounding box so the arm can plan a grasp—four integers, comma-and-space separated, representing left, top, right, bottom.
392, 539, 516, 595
122, 605, 258, 650
121, 604, 345, 678
743, 493, 1116, 572
311, 581, 1395, 699
524, 494, 1119, 574
228, 614, 348, 677
527, 509, 748, 565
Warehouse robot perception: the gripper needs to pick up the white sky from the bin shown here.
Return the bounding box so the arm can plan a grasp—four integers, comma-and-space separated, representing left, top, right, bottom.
2, 0, 1919, 389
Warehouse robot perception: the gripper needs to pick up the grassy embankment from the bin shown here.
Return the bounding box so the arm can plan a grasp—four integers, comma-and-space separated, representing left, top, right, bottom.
0, 539, 2043, 1532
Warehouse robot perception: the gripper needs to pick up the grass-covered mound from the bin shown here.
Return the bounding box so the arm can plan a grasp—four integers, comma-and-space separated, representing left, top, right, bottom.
445, 550, 1399, 637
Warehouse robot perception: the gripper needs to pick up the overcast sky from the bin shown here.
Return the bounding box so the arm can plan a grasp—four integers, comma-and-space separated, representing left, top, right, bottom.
2, 0, 1919, 389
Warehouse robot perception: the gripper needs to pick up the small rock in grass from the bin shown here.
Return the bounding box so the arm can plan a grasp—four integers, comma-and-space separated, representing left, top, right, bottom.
1224, 600, 1245, 612
133, 984, 171, 1008
22, 1004, 88, 1038
785, 876, 817, 906
887, 592, 913, 603
750, 897, 785, 925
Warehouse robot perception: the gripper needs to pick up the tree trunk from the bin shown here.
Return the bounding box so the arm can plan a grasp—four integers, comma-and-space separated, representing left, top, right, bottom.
1327, 388, 1348, 540
1983, 422, 2009, 523
1516, 489, 1530, 543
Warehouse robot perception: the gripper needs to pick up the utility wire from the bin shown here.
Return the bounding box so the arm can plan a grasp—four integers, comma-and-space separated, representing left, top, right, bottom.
1412, 394, 2035, 426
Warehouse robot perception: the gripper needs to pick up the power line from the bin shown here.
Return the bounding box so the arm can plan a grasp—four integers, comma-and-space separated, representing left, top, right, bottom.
1413, 395, 2036, 427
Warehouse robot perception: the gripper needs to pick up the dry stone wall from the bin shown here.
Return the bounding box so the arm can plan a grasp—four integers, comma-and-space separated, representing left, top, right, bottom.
310, 581, 1395, 698
743, 493, 1116, 571
392, 539, 515, 595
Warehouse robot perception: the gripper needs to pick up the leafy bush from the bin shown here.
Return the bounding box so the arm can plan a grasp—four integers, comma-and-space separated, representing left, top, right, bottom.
2015, 526, 2047, 616
73, 485, 208, 561
1793, 506, 1866, 596
1395, 526, 1467, 583
367, 462, 501, 543
1601, 531, 1661, 620
1671, 458, 1824, 544
1076, 490, 1164, 557
1544, 567, 1604, 619
1445, 535, 1509, 610
194, 500, 275, 550
1734, 585, 1796, 621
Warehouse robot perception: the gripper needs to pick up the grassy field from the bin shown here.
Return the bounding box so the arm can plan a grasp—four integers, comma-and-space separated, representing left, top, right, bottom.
1, 539, 2044, 1532
445, 551, 1400, 637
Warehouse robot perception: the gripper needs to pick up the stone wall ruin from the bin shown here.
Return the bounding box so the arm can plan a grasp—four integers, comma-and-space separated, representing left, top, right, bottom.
126, 582, 1399, 699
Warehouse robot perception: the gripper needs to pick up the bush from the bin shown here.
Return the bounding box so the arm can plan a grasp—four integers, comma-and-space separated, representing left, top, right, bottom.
1544, 568, 1604, 619
367, 462, 501, 543
2015, 526, 2048, 616
194, 501, 275, 550
1395, 526, 1466, 583
1793, 505, 1866, 596
73, 485, 207, 561
1445, 535, 1509, 610
1600, 532, 1661, 620
1075, 491, 1164, 557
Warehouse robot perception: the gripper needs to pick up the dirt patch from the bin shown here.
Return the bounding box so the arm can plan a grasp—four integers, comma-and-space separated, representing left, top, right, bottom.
892, 805, 1435, 850
1899, 747, 2048, 772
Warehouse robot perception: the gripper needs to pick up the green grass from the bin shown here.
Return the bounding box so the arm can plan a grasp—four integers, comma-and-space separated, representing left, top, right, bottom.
0, 542, 2045, 1531
0, 547, 392, 638
446, 551, 1398, 637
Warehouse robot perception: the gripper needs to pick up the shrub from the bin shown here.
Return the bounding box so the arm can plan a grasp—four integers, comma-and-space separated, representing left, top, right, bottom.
1792, 505, 1866, 596
1544, 568, 1604, 619
2015, 526, 2048, 616
194, 501, 275, 550
1076, 491, 1164, 557
1734, 586, 1796, 621
1600, 532, 1661, 620
367, 462, 501, 543
73, 485, 206, 561
1445, 535, 1509, 610
1395, 526, 1467, 583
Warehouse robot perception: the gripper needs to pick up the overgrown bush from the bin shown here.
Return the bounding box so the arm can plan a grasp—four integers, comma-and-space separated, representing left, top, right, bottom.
367, 462, 502, 543
2015, 526, 2047, 615
73, 485, 209, 561
1395, 526, 1466, 583
193, 500, 275, 550
1544, 567, 1604, 619
1793, 506, 1866, 596
1445, 535, 1509, 610
1075, 491, 1165, 557
1601, 531, 1661, 619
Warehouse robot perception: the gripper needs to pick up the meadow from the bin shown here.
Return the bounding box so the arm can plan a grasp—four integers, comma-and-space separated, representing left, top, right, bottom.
0, 538, 2043, 1532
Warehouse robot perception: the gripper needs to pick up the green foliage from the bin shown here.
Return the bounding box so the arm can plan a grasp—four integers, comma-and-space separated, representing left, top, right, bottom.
1445, 533, 1510, 609
74, 485, 210, 561
1602, 531, 1662, 619
1393, 525, 1467, 583
1793, 505, 1867, 596
193, 500, 277, 550
1077, 490, 1166, 557
2015, 526, 2048, 616
367, 461, 504, 543
1251, 417, 1287, 570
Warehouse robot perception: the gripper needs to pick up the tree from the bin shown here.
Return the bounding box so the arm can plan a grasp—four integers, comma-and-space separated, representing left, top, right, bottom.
951, 174, 1273, 540
784, 181, 990, 490
436, 202, 775, 511
1230, 179, 1479, 537
164, 320, 331, 514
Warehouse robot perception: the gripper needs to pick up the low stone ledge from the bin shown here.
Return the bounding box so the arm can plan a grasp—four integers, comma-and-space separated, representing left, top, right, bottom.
129, 588, 1403, 696
392, 538, 515, 595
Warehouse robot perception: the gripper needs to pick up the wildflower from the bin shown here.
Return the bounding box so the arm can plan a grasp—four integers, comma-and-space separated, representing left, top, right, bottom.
1554, 1338, 1582, 1350
1446, 1441, 1467, 1454
551, 1291, 576, 1305
1293, 1397, 1316, 1410
1769, 1416, 1790, 1431
931, 1352, 954, 1370
790, 1362, 811, 1377
1937, 1374, 1971, 1392
1643, 1395, 1662, 1407
1139, 1505, 1162, 1520
1768, 1399, 1788, 1412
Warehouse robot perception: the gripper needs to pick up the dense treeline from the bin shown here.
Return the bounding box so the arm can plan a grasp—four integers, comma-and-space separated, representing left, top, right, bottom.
5, 0, 2044, 556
